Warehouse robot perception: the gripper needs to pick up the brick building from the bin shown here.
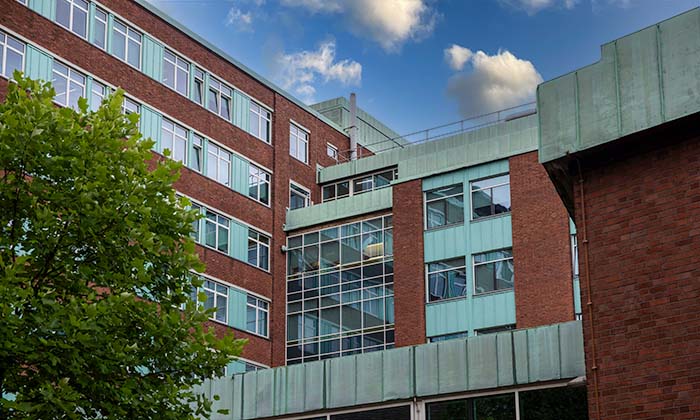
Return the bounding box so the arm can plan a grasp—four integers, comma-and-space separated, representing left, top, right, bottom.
6, 1, 694, 419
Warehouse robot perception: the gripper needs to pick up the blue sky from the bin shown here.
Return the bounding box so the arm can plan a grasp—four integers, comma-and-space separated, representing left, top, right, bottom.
148, 0, 698, 135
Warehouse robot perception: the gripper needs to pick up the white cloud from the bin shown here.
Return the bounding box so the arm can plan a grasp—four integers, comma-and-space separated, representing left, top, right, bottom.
444, 44, 473, 71
281, 0, 438, 52
446, 49, 543, 118
276, 40, 362, 103
226, 8, 254, 32
500, 0, 578, 14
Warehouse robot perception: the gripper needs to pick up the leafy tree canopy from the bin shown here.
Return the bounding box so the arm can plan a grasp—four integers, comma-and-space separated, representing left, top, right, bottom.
0, 74, 245, 419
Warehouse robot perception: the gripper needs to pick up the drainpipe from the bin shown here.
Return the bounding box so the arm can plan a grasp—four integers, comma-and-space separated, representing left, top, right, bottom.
576, 159, 602, 420
349, 93, 358, 160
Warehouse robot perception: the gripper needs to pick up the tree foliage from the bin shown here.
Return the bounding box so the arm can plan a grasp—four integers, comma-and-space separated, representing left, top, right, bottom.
0, 74, 245, 419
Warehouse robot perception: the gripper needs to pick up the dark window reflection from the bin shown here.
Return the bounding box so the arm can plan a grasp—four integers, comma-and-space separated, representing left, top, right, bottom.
519, 386, 588, 420
331, 405, 411, 420
428, 393, 515, 420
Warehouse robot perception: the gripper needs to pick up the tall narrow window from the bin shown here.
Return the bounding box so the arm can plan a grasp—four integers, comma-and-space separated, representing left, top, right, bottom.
204, 209, 229, 253
249, 102, 271, 143
289, 123, 308, 163
92, 7, 108, 50
192, 68, 205, 105
162, 49, 189, 96
247, 230, 270, 271
55, 0, 88, 39
0, 31, 25, 78
90, 80, 108, 111
207, 77, 232, 120
427, 258, 467, 302
191, 134, 204, 173
201, 279, 228, 323
206, 143, 231, 186
121, 97, 140, 115
248, 165, 270, 205
52, 61, 85, 110
246, 296, 269, 337
190, 203, 201, 241
471, 174, 511, 220
160, 119, 188, 163
327, 143, 338, 161
473, 249, 514, 294
289, 183, 310, 210
111, 19, 141, 69
425, 184, 464, 230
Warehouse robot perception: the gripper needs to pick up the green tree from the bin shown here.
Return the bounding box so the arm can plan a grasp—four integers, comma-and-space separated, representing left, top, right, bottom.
0, 74, 245, 419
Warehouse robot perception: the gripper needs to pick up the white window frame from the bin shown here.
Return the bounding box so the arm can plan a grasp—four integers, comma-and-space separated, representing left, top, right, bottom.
326, 143, 338, 161
192, 67, 205, 105
247, 229, 270, 271
90, 79, 108, 111
246, 295, 269, 337
55, 0, 89, 39
162, 49, 189, 97
200, 278, 228, 324
111, 18, 141, 69
204, 208, 230, 254
160, 118, 188, 163
0, 30, 25, 78
248, 164, 271, 206
191, 133, 204, 173
289, 181, 311, 210
470, 174, 511, 221
92, 7, 108, 50
289, 123, 309, 163
121, 96, 140, 115
207, 77, 232, 120
472, 248, 514, 296
249, 101, 272, 144
206, 142, 231, 187
52, 61, 86, 110
425, 257, 468, 303
424, 184, 465, 230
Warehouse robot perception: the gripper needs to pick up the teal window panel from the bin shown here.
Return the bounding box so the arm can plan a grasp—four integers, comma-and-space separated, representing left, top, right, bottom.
141, 34, 163, 81
436, 339, 468, 394
231, 154, 250, 196
423, 224, 467, 262
467, 214, 512, 254
139, 106, 162, 150
425, 299, 469, 338
526, 325, 562, 383
227, 359, 246, 375
382, 347, 414, 401
229, 221, 249, 262
467, 335, 499, 390
304, 362, 325, 412
233, 90, 250, 132
355, 351, 383, 405
227, 287, 247, 330
326, 356, 357, 408
24, 45, 53, 82
470, 291, 516, 331
573, 276, 581, 315
414, 343, 439, 396
28, 0, 55, 20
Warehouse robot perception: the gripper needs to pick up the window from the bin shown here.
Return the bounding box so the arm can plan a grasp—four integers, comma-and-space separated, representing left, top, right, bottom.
425, 184, 464, 229
321, 169, 398, 203
427, 393, 515, 420
249, 102, 271, 143
204, 209, 229, 253
0, 31, 25, 78
192, 67, 205, 105
111, 19, 141, 69
191, 134, 204, 173
327, 143, 338, 161
52, 61, 85, 110
289, 123, 308, 163
475, 324, 515, 335
471, 174, 511, 220
427, 258, 467, 302
190, 203, 201, 241
429, 331, 468, 343
247, 230, 270, 271
206, 143, 231, 186
473, 249, 514, 295
201, 279, 228, 323
207, 77, 232, 120
121, 97, 139, 115
290, 183, 311, 210
162, 49, 189, 96
161, 119, 188, 163
322, 181, 350, 203
91, 7, 108, 50
55, 0, 88, 39
571, 233, 579, 277
246, 296, 269, 337
90, 80, 108, 111
248, 165, 270, 205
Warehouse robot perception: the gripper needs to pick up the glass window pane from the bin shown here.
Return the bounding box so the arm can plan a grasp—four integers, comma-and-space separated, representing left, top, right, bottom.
472, 174, 510, 191
426, 201, 445, 229
426, 184, 462, 200
56, 0, 70, 28
320, 241, 340, 269
492, 184, 511, 214
519, 384, 589, 420
475, 263, 495, 294
472, 189, 493, 218
446, 195, 464, 224
340, 236, 361, 265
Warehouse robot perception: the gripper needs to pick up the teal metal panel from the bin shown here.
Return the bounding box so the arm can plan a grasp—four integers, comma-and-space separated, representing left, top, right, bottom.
227, 287, 246, 330
527, 325, 561, 383
467, 335, 498, 390
231, 154, 250, 197
233, 91, 250, 131
573, 276, 581, 316
272, 368, 287, 416
468, 215, 512, 254
304, 361, 326, 412
28, 0, 55, 20
382, 347, 414, 401
227, 360, 246, 375
255, 369, 274, 418
559, 321, 585, 378
425, 299, 469, 337
284, 364, 306, 414
437, 339, 468, 394
141, 35, 163, 81
139, 106, 162, 150
211, 376, 235, 420
496, 332, 515, 387
285, 187, 393, 231
424, 225, 467, 262
231, 376, 244, 420
24, 45, 52, 82
414, 343, 439, 397
326, 356, 357, 408
356, 352, 383, 405
537, 73, 578, 163
470, 291, 516, 331
512, 329, 530, 384
241, 373, 257, 419
230, 221, 249, 262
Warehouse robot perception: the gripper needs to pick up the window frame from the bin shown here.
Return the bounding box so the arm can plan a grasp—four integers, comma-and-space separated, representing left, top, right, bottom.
160, 118, 188, 163
246, 295, 269, 338
289, 122, 309, 164
111, 18, 142, 70
326, 143, 339, 161
162, 49, 189, 97
203, 208, 230, 254
191, 133, 204, 173
247, 229, 270, 271
89, 79, 108, 111
249, 101, 272, 144
248, 164, 271, 206
207, 77, 232, 120
199, 278, 229, 324
206, 142, 232, 187
424, 184, 465, 231
0, 30, 26, 79
91, 6, 108, 50
55, 0, 89, 39
192, 67, 205, 105
121, 96, 140, 115
289, 181, 311, 210
470, 174, 511, 221
51, 60, 86, 110
425, 257, 468, 303
472, 248, 514, 296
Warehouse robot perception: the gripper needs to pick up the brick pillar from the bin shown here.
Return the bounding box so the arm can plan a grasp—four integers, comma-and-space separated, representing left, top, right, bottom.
392, 179, 426, 347
510, 151, 574, 328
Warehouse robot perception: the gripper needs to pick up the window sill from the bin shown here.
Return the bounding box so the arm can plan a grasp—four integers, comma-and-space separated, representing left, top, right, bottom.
473, 288, 514, 298
470, 212, 511, 223
425, 222, 465, 233
426, 295, 468, 305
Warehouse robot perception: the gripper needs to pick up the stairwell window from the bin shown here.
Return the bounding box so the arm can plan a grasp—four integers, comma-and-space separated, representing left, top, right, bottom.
471, 174, 511, 220
0, 31, 25, 78
56, 0, 88, 39
425, 184, 464, 230
290, 123, 309, 163
111, 19, 141, 69
473, 249, 514, 295
427, 258, 467, 302
160, 118, 188, 163
247, 230, 270, 271
246, 296, 269, 337
162, 49, 189, 96
52, 61, 85, 111
249, 102, 271, 144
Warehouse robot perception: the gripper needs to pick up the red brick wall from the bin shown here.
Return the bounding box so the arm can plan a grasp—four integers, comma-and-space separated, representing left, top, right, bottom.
510, 151, 574, 328
392, 179, 426, 347
574, 132, 700, 419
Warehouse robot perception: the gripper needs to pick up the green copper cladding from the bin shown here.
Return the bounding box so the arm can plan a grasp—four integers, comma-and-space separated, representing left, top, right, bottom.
538, 7, 700, 163
200, 321, 584, 419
